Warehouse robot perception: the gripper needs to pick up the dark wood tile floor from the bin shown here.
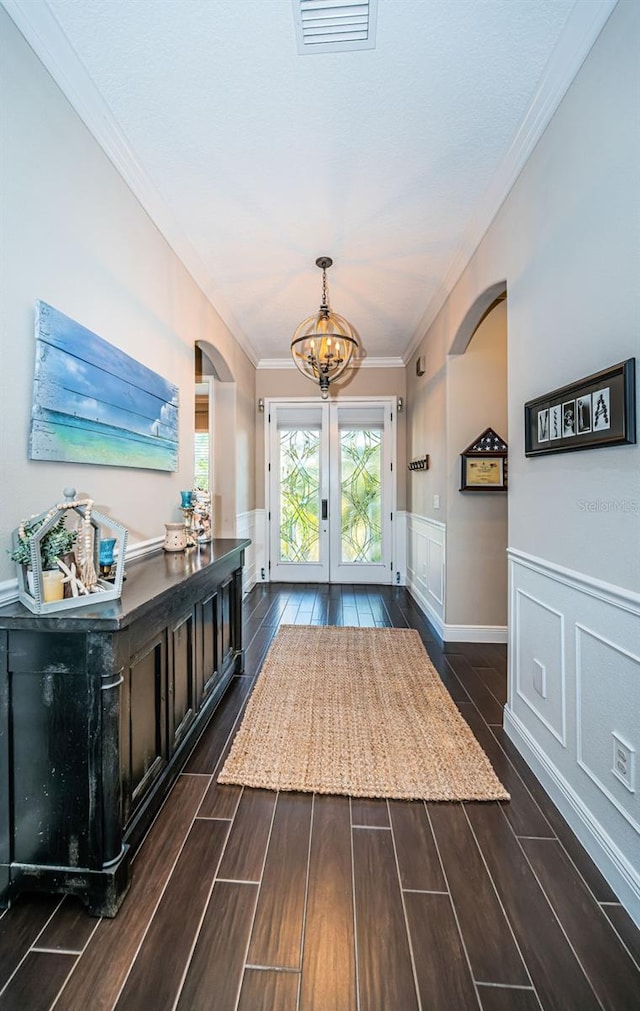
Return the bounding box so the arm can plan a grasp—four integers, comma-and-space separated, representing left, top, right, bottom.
1, 584, 638, 1010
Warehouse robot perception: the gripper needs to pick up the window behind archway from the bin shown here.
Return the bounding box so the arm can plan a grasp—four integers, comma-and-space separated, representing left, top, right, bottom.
194, 346, 212, 492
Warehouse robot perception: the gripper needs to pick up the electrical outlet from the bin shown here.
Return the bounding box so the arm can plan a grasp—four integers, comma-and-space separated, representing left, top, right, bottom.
433, 494, 440, 509
612, 732, 636, 793
532, 659, 547, 699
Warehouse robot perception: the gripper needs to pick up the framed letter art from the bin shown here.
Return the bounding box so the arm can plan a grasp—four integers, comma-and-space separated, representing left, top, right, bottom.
524, 359, 636, 457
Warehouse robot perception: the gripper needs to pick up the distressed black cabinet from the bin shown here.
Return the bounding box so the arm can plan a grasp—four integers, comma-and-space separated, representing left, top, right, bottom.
169, 609, 196, 751
0, 539, 248, 916
121, 630, 168, 826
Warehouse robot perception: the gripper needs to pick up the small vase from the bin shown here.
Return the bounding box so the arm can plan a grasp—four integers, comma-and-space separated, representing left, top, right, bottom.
180, 490, 194, 509
164, 522, 187, 552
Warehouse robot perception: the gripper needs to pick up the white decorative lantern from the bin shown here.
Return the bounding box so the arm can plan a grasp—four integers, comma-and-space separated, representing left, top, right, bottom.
12, 488, 127, 615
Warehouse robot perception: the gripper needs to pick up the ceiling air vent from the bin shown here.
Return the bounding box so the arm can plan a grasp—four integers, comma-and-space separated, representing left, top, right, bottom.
293, 0, 377, 55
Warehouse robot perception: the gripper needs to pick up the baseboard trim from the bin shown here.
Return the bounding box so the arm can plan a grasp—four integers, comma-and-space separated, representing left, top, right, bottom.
504, 706, 640, 928
243, 566, 258, 596
407, 583, 507, 643
443, 623, 508, 644
407, 582, 445, 640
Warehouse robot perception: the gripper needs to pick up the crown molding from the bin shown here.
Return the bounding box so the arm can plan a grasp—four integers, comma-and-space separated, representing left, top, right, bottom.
257, 356, 406, 370
1, 0, 260, 368
256, 358, 297, 370
355, 356, 405, 369
402, 0, 619, 365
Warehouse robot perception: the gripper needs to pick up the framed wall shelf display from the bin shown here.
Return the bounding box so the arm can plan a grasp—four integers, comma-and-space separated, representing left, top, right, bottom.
524, 358, 636, 457
460, 428, 508, 492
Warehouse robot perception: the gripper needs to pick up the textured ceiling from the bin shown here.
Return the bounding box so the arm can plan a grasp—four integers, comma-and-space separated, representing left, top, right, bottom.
3, 0, 616, 364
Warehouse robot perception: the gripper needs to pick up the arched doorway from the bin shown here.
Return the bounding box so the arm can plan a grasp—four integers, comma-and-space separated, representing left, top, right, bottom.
445, 282, 508, 638
196, 341, 237, 537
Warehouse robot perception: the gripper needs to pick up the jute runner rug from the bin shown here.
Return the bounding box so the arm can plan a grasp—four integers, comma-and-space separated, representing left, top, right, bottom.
218, 625, 509, 801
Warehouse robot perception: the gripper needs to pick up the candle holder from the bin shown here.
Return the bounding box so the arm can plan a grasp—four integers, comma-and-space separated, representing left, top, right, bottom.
179, 491, 197, 547
99, 537, 117, 580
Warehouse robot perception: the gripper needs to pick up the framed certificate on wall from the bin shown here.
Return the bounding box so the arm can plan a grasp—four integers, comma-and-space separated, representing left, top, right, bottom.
460, 428, 508, 492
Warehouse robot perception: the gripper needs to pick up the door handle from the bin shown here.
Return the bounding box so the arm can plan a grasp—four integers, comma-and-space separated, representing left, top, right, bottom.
321, 499, 328, 520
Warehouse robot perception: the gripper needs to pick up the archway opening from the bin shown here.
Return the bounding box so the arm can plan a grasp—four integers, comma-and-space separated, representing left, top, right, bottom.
445, 283, 508, 637
195, 342, 237, 537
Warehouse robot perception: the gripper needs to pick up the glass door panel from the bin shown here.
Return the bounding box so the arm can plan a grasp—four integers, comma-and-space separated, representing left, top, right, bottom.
268, 400, 393, 584
279, 429, 320, 563
269, 405, 329, 582
329, 404, 391, 583
340, 428, 382, 563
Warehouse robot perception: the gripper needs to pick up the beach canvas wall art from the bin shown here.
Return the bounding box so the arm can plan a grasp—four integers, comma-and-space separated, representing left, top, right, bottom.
29, 302, 179, 471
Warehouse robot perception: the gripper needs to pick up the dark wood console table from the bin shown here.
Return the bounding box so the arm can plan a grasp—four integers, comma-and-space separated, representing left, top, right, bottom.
0, 538, 249, 916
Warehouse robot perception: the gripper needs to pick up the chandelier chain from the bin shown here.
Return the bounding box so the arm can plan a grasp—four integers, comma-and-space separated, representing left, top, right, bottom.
321, 267, 328, 310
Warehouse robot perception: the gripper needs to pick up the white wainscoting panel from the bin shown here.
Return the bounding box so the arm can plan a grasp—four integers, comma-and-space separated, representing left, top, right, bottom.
406, 514, 445, 638
393, 510, 407, 586
406, 513, 507, 642
515, 588, 566, 747
236, 509, 265, 595
506, 548, 640, 926
576, 625, 639, 828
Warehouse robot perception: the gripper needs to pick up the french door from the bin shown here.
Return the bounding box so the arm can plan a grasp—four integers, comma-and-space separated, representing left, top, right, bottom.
267, 399, 395, 584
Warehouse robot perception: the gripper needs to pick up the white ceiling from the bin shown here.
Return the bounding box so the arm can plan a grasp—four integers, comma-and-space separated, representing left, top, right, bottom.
3, 0, 617, 366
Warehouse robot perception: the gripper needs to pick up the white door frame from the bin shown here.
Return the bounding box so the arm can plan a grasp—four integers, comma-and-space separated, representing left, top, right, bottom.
267, 400, 330, 582
264, 396, 398, 584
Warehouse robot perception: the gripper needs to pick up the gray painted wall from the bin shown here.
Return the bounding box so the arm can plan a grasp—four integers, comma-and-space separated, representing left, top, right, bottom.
0, 8, 256, 583
407, 0, 640, 919
446, 300, 508, 627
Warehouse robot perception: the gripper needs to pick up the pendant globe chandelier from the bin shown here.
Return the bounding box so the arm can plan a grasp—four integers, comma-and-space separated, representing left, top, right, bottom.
290, 257, 359, 399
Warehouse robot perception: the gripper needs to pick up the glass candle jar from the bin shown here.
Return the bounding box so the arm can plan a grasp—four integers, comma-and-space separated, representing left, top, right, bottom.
99, 538, 117, 567
42, 570, 65, 602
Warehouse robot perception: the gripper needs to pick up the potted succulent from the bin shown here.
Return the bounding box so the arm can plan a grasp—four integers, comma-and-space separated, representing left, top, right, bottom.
9, 515, 78, 598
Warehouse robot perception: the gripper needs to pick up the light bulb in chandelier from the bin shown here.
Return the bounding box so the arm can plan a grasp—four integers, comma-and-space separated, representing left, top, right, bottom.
290, 257, 359, 399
